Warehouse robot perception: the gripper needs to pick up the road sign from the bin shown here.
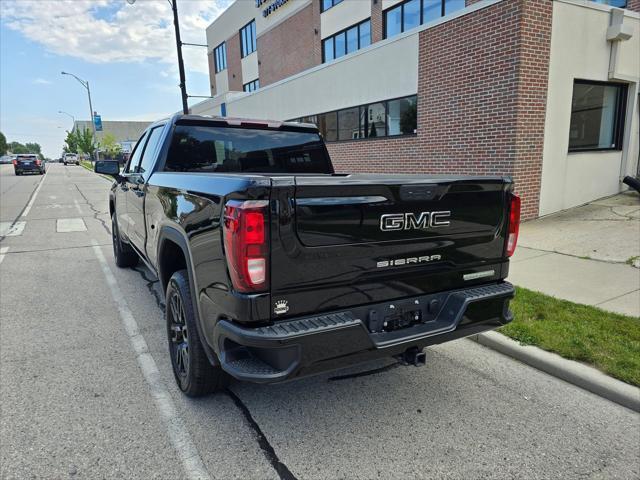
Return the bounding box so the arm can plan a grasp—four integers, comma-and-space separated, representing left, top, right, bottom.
94, 113, 103, 131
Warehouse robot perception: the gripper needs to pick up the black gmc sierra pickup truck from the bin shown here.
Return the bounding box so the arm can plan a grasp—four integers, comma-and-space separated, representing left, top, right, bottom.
96, 114, 520, 396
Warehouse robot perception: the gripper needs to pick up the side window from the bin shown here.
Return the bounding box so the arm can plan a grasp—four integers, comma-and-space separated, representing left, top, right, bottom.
125, 132, 148, 173
137, 126, 164, 174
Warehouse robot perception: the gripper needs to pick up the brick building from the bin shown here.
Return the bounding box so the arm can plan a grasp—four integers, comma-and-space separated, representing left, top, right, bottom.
195, 0, 640, 219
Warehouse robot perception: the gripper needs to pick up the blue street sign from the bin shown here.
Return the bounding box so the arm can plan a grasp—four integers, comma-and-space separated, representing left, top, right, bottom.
94, 114, 103, 131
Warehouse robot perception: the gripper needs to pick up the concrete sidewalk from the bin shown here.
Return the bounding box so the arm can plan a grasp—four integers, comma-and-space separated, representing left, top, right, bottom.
509, 192, 640, 317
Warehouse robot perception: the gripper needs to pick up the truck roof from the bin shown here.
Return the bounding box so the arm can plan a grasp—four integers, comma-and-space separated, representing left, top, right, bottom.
159, 114, 319, 133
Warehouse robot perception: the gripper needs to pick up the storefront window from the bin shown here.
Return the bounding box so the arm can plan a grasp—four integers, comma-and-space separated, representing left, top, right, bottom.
569, 81, 627, 151
338, 108, 362, 140
387, 96, 417, 135
366, 103, 386, 138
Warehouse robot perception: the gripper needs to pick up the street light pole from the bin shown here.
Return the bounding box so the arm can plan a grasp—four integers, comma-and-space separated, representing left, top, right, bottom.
61, 71, 99, 162
171, 0, 189, 114
58, 110, 76, 130
127, 0, 189, 114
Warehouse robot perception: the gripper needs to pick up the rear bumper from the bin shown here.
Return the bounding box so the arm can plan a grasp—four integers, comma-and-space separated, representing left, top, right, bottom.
213, 282, 515, 383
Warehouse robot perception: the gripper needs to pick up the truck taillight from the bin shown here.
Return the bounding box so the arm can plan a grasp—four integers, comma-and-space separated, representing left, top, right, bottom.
506, 193, 521, 257
223, 200, 269, 293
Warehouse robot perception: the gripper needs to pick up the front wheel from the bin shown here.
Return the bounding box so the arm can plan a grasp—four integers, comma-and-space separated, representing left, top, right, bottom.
111, 213, 138, 268
166, 269, 228, 396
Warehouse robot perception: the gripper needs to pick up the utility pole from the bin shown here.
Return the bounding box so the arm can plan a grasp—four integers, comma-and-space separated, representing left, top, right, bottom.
171, 0, 189, 114
61, 71, 100, 162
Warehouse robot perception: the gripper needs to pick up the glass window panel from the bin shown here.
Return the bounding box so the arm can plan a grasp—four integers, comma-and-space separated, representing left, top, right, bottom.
569, 82, 624, 150
138, 127, 164, 174
366, 103, 386, 138
346, 26, 358, 54
422, 0, 441, 23
318, 112, 338, 142
338, 108, 361, 140
323, 38, 334, 62
404, 0, 421, 31
359, 20, 371, 48
126, 132, 148, 173
322, 0, 332, 11
444, 0, 465, 15
385, 5, 402, 38
387, 96, 417, 136
334, 32, 346, 59
252, 21, 257, 51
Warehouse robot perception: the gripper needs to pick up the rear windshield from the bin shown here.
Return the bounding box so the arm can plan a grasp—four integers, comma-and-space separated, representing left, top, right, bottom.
17, 155, 37, 160
164, 125, 332, 174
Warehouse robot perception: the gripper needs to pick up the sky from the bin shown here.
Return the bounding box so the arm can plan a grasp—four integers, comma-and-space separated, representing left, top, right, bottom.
0, 0, 231, 158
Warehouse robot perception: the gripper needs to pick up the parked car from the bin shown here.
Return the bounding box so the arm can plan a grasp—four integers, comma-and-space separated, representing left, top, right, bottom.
96, 114, 520, 396
63, 153, 79, 165
0, 155, 16, 164
13, 154, 45, 175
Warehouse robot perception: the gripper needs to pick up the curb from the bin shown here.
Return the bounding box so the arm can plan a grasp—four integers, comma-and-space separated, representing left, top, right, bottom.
470, 331, 640, 413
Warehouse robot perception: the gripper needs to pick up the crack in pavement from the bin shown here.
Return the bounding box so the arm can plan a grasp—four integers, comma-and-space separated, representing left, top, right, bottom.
2, 243, 110, 255
132, 265, 165, 312
73, 183, 111, 236
0, 174, 45, 243
225, 388, 298, 480
516, 245, 635, 265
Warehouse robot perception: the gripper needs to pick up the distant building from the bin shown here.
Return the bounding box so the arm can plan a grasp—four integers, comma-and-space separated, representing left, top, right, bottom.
73, 120, 152, 154
195, 0, 640, 219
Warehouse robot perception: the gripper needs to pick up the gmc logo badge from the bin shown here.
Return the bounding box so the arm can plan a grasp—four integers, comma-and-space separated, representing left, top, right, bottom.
379, 211, 451, 231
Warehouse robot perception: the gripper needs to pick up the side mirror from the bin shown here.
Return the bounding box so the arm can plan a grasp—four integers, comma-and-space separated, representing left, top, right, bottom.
95, 160, 120, 177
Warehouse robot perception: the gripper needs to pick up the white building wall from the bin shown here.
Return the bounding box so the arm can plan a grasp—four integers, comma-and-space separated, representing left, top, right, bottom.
224, 32, 418, 120
539, 0, 640, 216
320, 0, 371, 39
241, 53, 259, 83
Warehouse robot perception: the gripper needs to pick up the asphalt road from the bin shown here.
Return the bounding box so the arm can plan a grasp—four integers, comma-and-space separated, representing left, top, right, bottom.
0, 163, 638, 480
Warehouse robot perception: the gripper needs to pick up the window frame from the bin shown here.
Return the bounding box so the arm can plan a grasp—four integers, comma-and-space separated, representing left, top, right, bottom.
243, 79, 260, 93
137, 125, 166, 175
320, 0, 343, 13
124, 131, 149, 174
240, 20, 257, 58
383, 0, 466, 39
568, 79, 628, 153
213, 42, 227, 73
322, 18, 372, 63
293, 95, 418, 143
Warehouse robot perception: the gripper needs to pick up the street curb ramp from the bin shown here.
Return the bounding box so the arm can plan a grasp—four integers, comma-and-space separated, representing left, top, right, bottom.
470, 331, 640, 413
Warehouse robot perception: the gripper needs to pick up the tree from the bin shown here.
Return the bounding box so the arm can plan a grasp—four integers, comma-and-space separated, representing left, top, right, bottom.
0, 132, 7, 156
75, 127, 96, 158
9, 141, 29, 154
63, 129, 79, 153
25, 142, 42, 155
100, 133, 122, 159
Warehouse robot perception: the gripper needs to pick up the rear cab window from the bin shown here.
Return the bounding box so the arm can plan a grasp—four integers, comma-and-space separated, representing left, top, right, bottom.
163, 124, 333, 174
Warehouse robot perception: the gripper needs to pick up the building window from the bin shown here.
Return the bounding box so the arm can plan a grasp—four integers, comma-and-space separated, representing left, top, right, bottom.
292, 95, 417, 142
321, 0, 343, 13
214, 42, 227, 73
240, 20, 257, 58
384, 0, 466, 39
243, 79, 260, 92
387, 96, 418, 135
569, 80, 627, 152
322, 19, 372, 63
591, 0, 627, 7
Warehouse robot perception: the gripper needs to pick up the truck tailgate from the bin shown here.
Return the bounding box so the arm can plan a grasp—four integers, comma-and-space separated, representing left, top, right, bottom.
269, 174, 512, 319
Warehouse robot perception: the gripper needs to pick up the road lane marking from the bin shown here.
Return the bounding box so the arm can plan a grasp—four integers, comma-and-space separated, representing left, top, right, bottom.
21, 170, 47, 217
91, 240, 211, 480
56, 218, 87, 233
0, 221, 26, 236
0, 247, 8, 265
73, 199, 83, 214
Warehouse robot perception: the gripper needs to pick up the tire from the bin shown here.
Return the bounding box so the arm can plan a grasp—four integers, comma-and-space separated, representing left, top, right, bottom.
166, 269, 228, 396
63, 162, 67, 166
111, 213, 138, 268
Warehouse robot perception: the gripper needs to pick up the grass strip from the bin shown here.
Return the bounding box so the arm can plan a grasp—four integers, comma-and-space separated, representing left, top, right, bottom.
500, 287, 640, 386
